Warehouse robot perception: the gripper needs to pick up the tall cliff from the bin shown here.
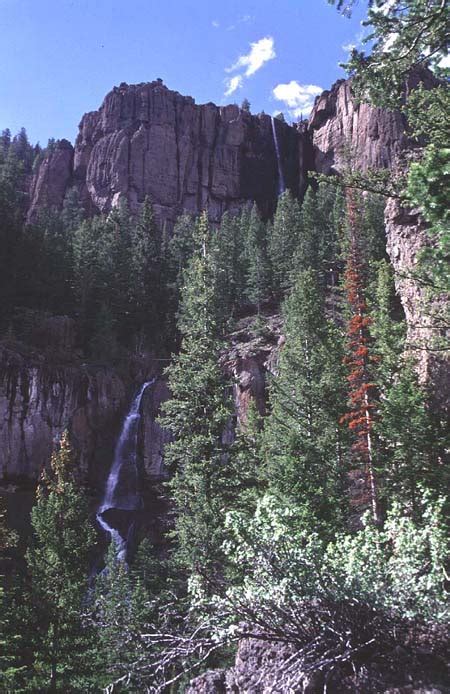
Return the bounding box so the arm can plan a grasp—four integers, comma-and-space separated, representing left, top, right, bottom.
28, 77, 413, 226
308, 78, 407, 174
28, 80, 307, 226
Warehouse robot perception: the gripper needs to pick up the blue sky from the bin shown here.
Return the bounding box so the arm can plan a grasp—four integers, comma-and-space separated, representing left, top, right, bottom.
0, 0, 368, 146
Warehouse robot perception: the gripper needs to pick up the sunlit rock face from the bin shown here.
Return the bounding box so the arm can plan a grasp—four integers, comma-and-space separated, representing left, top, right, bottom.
28, 80, 307, 227
27, 139, 73, 222
308, 78, 407, 175
385, 195, 450, 411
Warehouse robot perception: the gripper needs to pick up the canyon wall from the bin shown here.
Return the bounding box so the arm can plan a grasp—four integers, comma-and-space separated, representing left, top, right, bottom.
0, 317, 168, 484
28, 80, 307, 227
3, 74, 445, 485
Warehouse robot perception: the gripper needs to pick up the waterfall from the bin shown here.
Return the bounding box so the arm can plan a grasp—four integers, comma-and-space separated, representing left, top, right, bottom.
97, 379, 155, 562
271, 116, 285, 196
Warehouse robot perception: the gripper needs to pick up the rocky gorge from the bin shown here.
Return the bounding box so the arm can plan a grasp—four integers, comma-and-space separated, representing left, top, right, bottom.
2, 74, 447, 490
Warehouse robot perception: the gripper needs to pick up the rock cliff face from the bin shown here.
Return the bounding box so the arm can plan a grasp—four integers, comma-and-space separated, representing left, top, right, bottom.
385, 196, 449, 410
28, 139, 74, 218
308, 78, 407, 174
28, 76, 428, 226
0, 328, 169, 485
0, 345, 124, 483
222, 314, 283, 425
28, 80, 306, 226
29, 77, 411, 226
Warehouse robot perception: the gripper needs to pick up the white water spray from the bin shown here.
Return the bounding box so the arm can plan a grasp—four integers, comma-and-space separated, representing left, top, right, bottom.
271, 116, 285, 196
97, 379, 155, 561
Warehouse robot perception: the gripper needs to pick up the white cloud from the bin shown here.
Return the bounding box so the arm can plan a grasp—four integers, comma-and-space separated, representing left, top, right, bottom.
212, 20, 220, 28
272, 81, 323, 119
226, 36, 276, 77
224, 75, 244, 96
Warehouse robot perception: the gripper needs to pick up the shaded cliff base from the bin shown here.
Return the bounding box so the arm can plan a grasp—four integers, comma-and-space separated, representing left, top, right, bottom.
0, 314, 169, 486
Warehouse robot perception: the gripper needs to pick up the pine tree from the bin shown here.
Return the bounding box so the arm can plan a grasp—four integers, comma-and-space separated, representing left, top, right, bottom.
0, 153, 22, 329
225, 399, 266, 519
213, 211, 244, 328
294, 183, 343, 286
72, 217, 103, 348
160, 212, 233, 578
0, 496, 23, 691
0, 128, 11, 157
264, 269, 348, 534
243, 204, 270, 312
129, 197, 164, 344
26, 432, 96, 691
268, 190, 302, 298
61, 186, 84, 234
167, 212, 196, 297
11, 127, 34, 172
368, 263, 441, 509
101, 201, 133, 340
370, 260, 405, 391
94, 544, 150, 690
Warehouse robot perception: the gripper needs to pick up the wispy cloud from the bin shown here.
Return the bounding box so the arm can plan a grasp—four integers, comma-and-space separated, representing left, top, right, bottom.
272, 81, 323, 119
223, 36, 275, 100
226, 36, 276, 77
212, 20, 220, 28
227, 14, 253, 31
224, 75, 244, 96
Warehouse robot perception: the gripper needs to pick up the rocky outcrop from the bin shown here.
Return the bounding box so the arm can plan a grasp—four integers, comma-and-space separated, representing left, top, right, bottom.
141, 377, 171, 479
27, 139, 73, 221
308, 78, 407, 175
28, 80, 307, 226
222, 314, 283, 425
188, 632, 450, 693
385, 196, 449, 410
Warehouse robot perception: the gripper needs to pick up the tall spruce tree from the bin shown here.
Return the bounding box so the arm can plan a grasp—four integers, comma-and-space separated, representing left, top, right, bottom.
26, 432, 96, 692
94, 544, 150, 691
129, 196, 164, 346
242, 204, 270, 312
0, 496, 23, 691
370, 262, 439, 512
213, 211, 244, 328
160, 212, 233, 578
264, 269, 348, 534
268, 191, 302, 298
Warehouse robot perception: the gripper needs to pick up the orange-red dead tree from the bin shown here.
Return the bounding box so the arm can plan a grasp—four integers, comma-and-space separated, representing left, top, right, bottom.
341, 189, 381, 523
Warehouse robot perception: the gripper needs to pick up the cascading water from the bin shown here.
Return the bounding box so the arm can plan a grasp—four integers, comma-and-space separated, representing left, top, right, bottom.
97, 379, 155, 562
271, 116, 285, 196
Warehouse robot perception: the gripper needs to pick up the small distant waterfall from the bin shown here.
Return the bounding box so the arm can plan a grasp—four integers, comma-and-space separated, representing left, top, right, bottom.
97, 379, 155, 562
271, 116, 285, 196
